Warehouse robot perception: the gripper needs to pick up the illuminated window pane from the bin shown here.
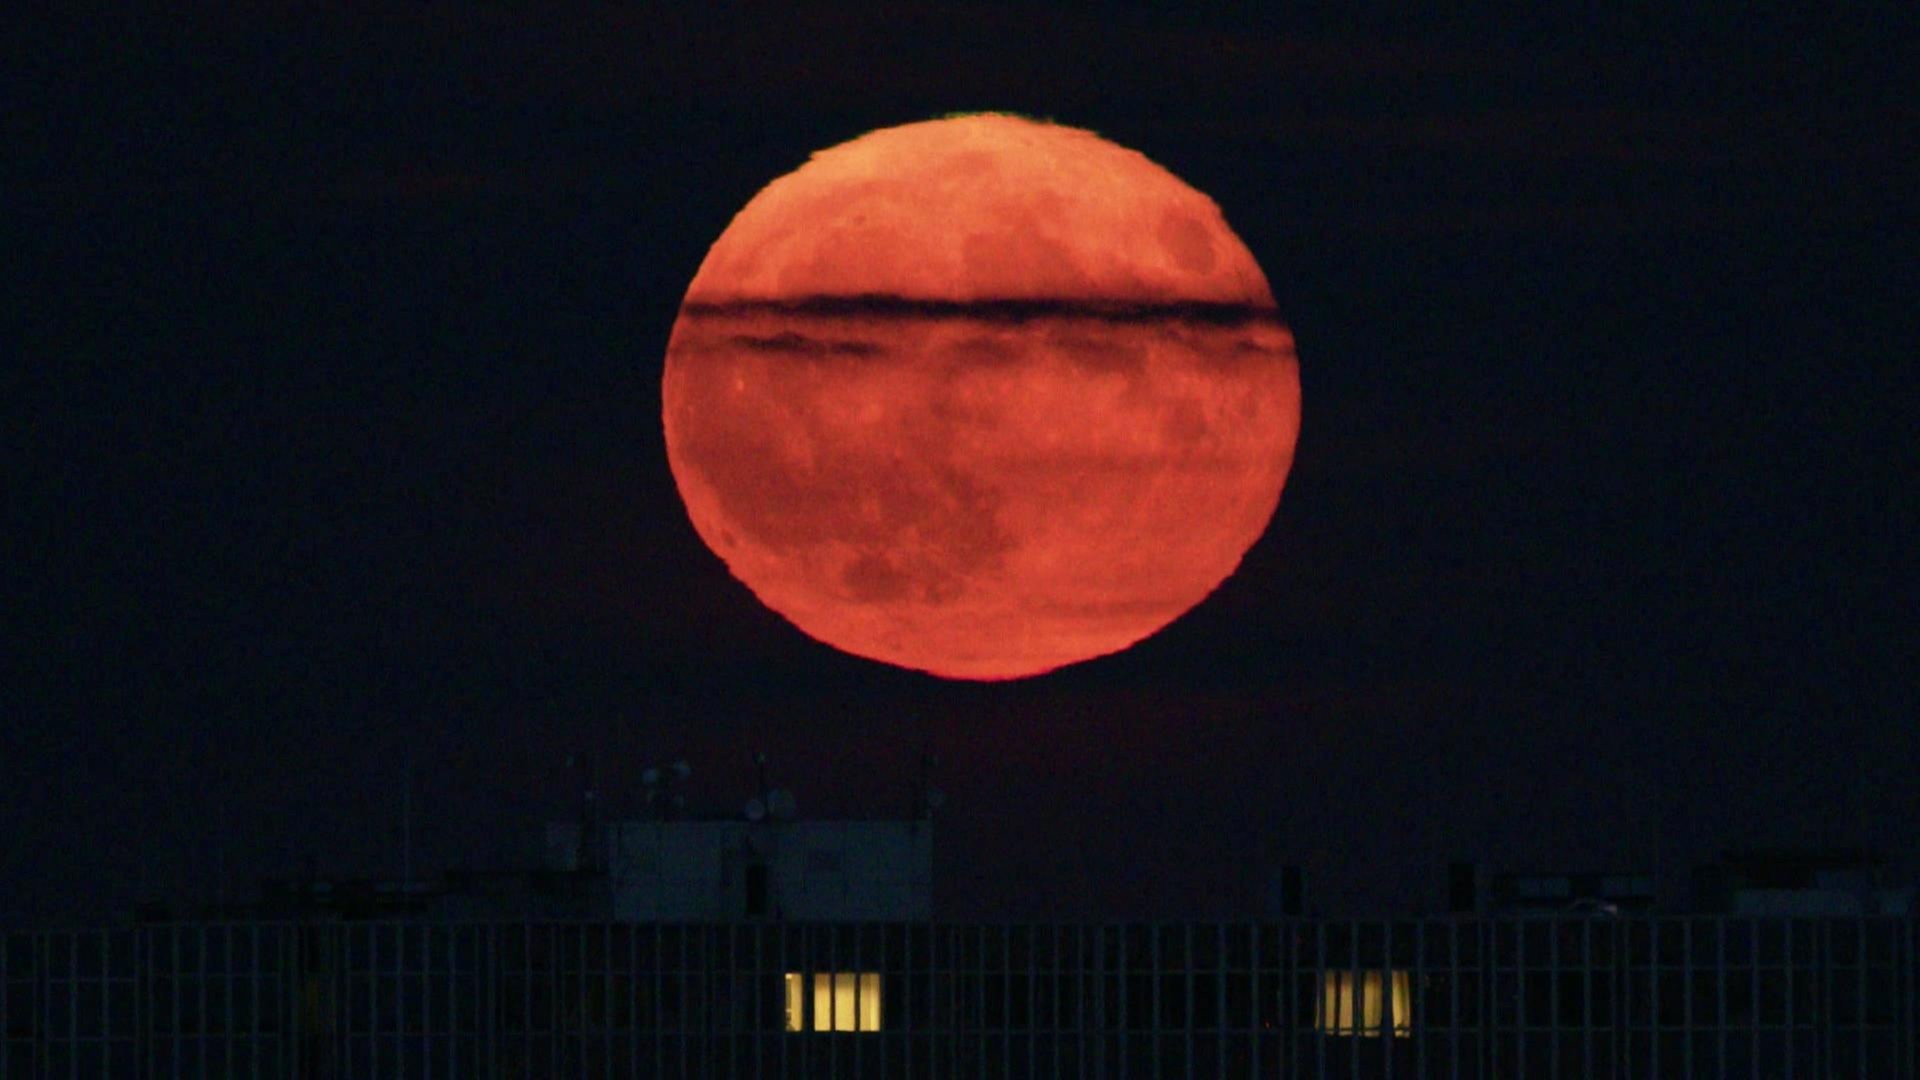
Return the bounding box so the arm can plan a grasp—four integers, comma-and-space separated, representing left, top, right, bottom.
783, 972, 804, 1033
1317, 970, 1411, 1037
784, 971, 882, 1032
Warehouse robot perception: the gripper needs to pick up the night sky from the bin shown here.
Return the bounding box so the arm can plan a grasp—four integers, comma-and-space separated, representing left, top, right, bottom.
10, 8, 1915, 925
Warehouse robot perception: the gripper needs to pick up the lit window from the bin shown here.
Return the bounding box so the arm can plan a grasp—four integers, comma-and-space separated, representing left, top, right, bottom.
1317, 970, 1411, 1037
783, 972, 882, 1032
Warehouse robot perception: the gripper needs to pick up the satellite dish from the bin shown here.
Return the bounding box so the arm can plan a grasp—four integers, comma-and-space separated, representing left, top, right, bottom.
768, 788, 797, 821
745, 798, 767, 822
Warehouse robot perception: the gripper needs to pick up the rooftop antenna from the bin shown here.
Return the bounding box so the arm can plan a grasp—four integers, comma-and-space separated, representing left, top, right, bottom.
642, 758, 691, 820
753, 749, 794, 820
917, 752, 944, 821
401, 757, 413, 893
217, 798, 229, 910
574, 749, 600, 873
912, 711, 943, 827
745, 750, 771, 822
767, 787, 798, 821
1851, 739, 1869, 848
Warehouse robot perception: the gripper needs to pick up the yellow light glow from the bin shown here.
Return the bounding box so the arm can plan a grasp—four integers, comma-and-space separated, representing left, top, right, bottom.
783, 971, 883, 1032
1317, 970, 1411, 1037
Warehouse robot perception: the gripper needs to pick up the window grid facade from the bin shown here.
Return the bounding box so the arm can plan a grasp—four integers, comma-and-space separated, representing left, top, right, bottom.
0, 916, 1913, 1078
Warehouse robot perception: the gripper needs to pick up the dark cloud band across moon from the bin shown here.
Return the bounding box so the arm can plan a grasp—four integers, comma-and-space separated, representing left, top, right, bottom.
663, 116, 1300, 680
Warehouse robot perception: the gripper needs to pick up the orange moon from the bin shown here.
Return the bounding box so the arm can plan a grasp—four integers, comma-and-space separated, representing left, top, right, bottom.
662, 114, 1300, 680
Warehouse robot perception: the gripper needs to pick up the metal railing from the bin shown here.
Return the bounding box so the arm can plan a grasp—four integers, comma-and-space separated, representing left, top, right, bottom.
2, 916, 1914, 1077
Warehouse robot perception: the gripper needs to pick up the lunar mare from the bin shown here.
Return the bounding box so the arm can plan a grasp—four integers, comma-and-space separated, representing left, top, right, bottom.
662, 115, 1301, 680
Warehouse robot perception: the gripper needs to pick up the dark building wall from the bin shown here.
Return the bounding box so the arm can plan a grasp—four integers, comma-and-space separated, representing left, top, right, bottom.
2, 917, 1916, 1078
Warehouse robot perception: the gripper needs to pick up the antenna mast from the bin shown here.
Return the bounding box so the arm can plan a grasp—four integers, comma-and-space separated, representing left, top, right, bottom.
401, 758, 413, 893
574, 749, 601, 874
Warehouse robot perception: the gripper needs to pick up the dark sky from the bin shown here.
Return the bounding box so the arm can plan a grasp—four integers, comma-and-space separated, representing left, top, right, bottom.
9, 7, 1915, 924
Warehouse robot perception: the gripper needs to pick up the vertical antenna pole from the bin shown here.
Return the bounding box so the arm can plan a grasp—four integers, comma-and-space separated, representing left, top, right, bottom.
402, 757, 413, 894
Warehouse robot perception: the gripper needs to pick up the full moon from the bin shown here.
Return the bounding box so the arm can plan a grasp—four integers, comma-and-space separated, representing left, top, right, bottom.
662, 114, 1300, 680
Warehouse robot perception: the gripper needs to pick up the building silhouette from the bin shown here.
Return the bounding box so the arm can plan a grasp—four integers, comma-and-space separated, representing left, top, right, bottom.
4, 783, 1914, 1077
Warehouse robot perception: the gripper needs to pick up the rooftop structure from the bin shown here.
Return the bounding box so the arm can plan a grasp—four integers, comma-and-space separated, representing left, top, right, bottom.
1695, 849, 1915, 917
1447, 862, 1658, 918
544, 817, 933, 922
